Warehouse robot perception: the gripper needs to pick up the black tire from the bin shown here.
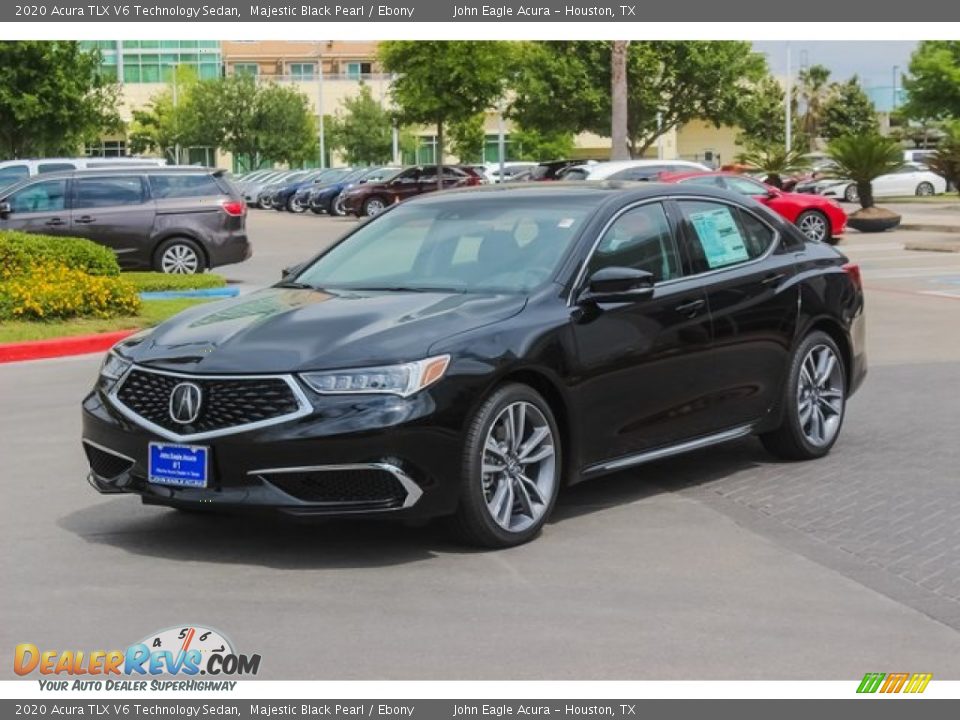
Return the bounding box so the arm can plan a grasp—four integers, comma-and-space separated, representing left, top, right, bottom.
450, 383, 562, 548
331, 194, 347, 217
916, 181, 935, 197
153, 237, 205, 275
362, 196, 388, 217
843, 184, 859, 203
309, 205, 326, 215
760, 331, 847, 461
287, 195, 307, 214
795, 209, 831, 243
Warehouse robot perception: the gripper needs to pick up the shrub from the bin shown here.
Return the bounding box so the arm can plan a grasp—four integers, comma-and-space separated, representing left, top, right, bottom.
0, 263, 140, 321
0, 230, 120, 280
124, 272, 227, 292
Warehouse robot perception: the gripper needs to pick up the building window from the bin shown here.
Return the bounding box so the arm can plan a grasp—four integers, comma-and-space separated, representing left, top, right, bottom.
345, 62, 373, 79
85, 140, 128, 158
233, 63, 260, 77
289, 63, 316, 80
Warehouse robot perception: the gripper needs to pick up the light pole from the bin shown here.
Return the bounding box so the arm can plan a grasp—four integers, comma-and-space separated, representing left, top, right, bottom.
785, 42, 792, 154
497, 99, 506, 182
317, 50, 326, 169
892, 65, 900, 111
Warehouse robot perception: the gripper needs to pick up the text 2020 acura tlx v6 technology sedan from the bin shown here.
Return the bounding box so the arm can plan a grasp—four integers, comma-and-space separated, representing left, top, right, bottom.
82, 183, 866, 547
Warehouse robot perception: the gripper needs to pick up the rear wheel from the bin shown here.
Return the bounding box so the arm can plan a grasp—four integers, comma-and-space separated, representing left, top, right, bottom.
331, 194, 347, 217
287, 195, 307, 213
154, 238, 204, 275
795, 210, 830, 243
760, 331, 846, 461
916, 181, 935, 197
843, 184, 859, 203
451, 384, 561, 548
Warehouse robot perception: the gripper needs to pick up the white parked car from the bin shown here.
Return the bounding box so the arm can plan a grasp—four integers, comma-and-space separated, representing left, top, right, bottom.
559, 159, 710, 182
482, 162, 538, 184
0, 157, 167, 193
817, 163, 947, 202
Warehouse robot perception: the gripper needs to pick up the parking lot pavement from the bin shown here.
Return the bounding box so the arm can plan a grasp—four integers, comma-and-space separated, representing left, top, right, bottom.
2, 215, 959, 680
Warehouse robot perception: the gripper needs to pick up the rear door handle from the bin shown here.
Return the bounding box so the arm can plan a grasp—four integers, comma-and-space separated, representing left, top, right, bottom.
45, 218, 65, 226
675, 299, 706, 315
75, 216, 95, 224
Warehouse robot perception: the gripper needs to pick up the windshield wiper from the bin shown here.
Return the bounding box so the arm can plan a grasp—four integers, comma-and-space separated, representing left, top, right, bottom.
274, 280, 317, 290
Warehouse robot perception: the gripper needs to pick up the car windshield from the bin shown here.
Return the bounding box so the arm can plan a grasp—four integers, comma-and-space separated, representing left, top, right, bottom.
295, 195, 597, 294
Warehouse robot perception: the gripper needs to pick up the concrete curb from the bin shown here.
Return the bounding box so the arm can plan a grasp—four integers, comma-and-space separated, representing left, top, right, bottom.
0, 329, 136, 364
900, 223, 960, 234
904, 239, 960, 253
139, 287, 239, 300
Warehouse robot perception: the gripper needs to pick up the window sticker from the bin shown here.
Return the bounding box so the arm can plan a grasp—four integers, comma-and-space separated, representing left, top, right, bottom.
688, 207, 750, 268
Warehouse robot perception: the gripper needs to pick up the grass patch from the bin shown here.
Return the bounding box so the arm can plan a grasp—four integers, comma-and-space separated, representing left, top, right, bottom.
0, 298, 212, 344
882, 195, 960, 204
124, 272, 227, 292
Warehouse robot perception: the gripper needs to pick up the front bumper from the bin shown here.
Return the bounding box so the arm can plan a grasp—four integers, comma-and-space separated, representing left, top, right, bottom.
81, 378, 465, 520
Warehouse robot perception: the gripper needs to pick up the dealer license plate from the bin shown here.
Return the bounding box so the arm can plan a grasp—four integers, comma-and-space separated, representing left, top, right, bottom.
148, 443, 209, 488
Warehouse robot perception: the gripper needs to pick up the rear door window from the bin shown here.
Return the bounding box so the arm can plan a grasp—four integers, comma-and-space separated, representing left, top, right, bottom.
678, 200, 777, 273
74, 176, 147, 208
150, 173, 223, 199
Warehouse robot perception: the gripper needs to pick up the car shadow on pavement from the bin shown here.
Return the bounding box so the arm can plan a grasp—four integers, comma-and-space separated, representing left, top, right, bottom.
57, 438, 770, 570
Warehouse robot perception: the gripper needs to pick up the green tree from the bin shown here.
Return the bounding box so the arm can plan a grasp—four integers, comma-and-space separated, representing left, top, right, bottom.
380, 41, 512, 177
189, 74, 317, 171
509, 127, 575, 161
448, 113, 487, 163
510, 41, 767, 158
0, 41, 121, 157
127, 66, 209, 162
926, 122, 960, 197
328, 83, 394, 165
736, 75, 797, 149
902, 41, 960, 121
827, 133, 904, 210
821, 77, 878, 140
798, 64, 832, 148
736, 143, 805, 189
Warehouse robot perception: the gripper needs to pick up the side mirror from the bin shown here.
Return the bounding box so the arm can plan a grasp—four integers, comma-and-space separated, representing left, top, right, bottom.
578, 267, 655, 305
281, 262, 305, 280
0, 201, 10, 217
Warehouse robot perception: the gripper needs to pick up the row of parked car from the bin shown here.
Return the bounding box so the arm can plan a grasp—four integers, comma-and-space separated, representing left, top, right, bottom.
240, 157, 853, 243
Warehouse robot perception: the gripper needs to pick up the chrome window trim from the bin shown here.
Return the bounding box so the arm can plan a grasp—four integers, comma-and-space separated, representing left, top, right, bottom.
567, 194, 781, 306
249, 462, 423, 510
107, 364, 313, 442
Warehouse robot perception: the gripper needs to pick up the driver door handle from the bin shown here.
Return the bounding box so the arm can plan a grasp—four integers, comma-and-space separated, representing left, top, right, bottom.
45, 218, 65, 226
75, 215, 95, 224
675, 299, 705, 316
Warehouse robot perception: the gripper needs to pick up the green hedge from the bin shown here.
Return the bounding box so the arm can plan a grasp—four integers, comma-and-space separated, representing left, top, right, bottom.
0, 230, 120, 279
124, 272, 227, 292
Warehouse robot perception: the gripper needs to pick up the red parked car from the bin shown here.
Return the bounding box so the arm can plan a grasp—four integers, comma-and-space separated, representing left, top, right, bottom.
340, 165, 481, 218
660, 171, 847, 244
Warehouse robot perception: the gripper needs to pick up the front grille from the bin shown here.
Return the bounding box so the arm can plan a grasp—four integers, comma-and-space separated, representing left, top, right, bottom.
260, 468, 407, 508
115, 369, 301, 436
84, 443, 134, 479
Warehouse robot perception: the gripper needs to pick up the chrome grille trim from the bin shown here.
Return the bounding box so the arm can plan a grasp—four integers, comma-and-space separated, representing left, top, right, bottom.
249, 463, 423, 510
107, 364, 312, 442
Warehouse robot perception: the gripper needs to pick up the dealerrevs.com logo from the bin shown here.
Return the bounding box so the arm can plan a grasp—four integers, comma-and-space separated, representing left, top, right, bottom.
14, 626, 260, 691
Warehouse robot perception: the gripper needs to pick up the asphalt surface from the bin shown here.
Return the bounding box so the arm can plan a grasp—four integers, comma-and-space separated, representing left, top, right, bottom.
2, 209, 960, 680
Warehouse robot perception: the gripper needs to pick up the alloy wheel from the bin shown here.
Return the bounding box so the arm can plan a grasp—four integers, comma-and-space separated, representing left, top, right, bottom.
797, 212, 828, 242
332, 195, 346, 216
916, 182, 934, 197
481, 401, 557, 533
844, 185, 859, 203
797, 344, 845, 447
365, 198, 386, 217
161, 244, 200, 274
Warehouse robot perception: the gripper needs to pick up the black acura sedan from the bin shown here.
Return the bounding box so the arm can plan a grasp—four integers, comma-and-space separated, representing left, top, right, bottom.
82, 183, 866, 547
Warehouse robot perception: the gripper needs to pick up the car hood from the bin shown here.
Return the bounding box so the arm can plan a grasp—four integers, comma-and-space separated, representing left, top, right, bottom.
122, 287, 526, 374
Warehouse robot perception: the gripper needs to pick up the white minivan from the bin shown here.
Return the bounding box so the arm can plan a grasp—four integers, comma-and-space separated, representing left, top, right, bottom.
0, 157, 167, 192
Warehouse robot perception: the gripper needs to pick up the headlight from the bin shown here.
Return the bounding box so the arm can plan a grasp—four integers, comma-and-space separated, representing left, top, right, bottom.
99, 351, 132, 381
300, 355, 450, 397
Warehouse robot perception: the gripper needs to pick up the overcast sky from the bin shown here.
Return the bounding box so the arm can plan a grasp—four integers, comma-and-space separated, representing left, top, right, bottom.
752, 41, 917, 88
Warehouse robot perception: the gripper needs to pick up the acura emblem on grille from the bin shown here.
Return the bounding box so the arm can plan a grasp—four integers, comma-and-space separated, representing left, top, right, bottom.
169, 382, 203, 425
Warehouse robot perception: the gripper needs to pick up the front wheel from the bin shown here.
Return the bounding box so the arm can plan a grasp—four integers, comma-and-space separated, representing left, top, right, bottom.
760, 331, 847, 461
916, 181, 935, 197
287, 195, 307, 213
331, 194, 347, 217
451, 384, 562, 548
843, 184, 859, 203
795, 210, 830, 243
363, 196, 387, 217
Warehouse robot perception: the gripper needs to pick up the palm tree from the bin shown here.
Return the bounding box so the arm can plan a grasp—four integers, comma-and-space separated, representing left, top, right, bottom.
798, 64, 831, 149
737, 143, 805, 189
827, 134, 904, 210
925, 124, 960, 197
610, 41, 630, 160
